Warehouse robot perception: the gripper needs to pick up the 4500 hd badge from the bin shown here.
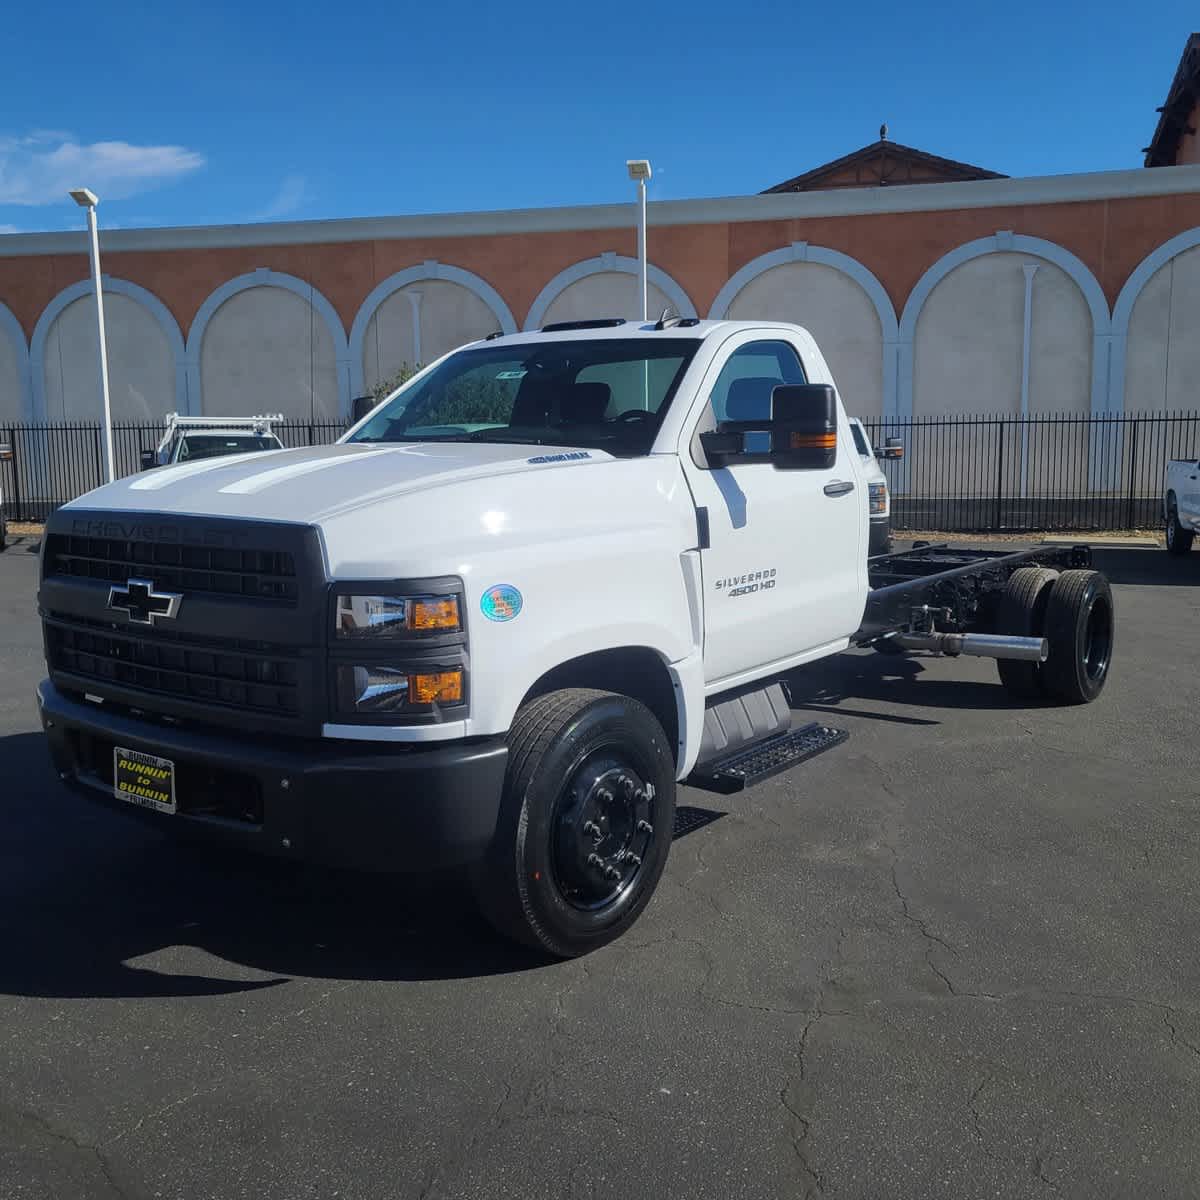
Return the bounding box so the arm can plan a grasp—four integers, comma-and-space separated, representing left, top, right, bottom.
715, 568, 777, 598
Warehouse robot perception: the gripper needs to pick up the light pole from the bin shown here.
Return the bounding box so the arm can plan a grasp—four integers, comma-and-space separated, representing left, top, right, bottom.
69, 187, 114, 483
626, 160, 651, 321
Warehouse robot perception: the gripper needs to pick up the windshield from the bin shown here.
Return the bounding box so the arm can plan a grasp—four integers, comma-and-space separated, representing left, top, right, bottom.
347, 338, 699, 456
179, 435, 281, 461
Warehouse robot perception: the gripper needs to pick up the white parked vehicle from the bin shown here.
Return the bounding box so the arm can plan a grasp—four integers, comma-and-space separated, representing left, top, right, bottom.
0, 438, 11, 550
1164, 456, 1199, 555
140, 413, 285, 470
847, 416, 901, 556
37, 317, 1115, 956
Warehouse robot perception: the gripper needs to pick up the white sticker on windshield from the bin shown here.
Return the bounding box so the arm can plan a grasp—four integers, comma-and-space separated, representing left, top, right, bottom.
495, 370, 527, 380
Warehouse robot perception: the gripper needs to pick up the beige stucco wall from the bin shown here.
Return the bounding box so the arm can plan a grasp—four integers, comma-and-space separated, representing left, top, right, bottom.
723, 261, 885, 420
199, 285, 338, 420
362, 279, 499, 390
913, 253, 1093, 495
42, 293, 173, 422
914, 253, 1025, 417
1124, 244, 1200, 413
0, 322, 22, 425
539, 272, 673, 327
1026, 262, 1092, 415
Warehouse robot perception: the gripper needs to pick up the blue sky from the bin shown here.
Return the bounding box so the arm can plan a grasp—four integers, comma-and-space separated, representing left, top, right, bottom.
0, 1, 1195, 234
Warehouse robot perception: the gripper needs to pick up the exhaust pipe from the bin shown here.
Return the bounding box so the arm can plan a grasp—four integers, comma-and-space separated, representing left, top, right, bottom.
891, 632, 1048, 663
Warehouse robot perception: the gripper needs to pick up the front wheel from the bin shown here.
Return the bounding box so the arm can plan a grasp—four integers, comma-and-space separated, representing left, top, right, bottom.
1166, 501, 1194, 556
474, 688, 676, 957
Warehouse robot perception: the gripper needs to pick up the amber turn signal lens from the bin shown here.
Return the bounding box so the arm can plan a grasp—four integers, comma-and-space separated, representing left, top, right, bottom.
789, 432, 838, 450
411, 670, 464, 705
411, 597, 460, 631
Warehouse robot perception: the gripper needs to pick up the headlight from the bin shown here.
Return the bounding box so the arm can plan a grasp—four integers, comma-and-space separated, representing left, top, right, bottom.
334, 592, 461, 638
868, 482, 888, 515
330, 580, 468, 723
335, 664, 465, 715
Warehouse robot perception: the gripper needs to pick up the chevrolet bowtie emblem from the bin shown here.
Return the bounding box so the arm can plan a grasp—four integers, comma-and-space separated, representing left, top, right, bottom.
107, 578, 182, 626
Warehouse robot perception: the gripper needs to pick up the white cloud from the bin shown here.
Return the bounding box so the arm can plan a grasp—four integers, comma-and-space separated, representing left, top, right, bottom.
0, 132, 205, 206
252, 174, 309, 221
0, 223, 20, 235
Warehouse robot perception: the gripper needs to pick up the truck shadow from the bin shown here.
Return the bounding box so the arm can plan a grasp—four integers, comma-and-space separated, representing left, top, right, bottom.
0, 731, 548, 998
1087, 546, 1200, 587
785, 651, 1038, 717
0, 733, 726, 1000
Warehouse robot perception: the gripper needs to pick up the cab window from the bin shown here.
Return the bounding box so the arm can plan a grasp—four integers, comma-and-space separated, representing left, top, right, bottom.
709, 340, 807, 423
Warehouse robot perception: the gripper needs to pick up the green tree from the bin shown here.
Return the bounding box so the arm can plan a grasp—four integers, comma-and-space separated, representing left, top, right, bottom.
370, 362, 422, 403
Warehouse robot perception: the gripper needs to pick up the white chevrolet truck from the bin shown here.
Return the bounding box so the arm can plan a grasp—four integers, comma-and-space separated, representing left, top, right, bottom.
1164, 455, 1199, 555
36, 317, 1115, 956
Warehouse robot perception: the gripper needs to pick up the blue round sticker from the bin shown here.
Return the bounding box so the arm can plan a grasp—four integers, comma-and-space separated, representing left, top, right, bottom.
481, 584, 523, 622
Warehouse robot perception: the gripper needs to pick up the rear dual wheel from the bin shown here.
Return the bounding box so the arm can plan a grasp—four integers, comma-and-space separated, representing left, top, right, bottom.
997, 567, 1113, 705
474, 688, 676, 958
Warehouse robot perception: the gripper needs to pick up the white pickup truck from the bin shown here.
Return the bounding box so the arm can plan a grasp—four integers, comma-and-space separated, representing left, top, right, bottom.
140, 413, 285, 470
1165, 456, 1199, 555
36, 317, 1115, 956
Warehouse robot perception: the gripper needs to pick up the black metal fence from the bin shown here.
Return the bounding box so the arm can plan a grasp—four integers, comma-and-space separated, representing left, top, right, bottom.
0, 420, 346, 520
1, 413, 1197, 530
860, 413, 1199, 531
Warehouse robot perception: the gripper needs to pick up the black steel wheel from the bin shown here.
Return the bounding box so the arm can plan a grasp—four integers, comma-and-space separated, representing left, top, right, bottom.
995, 566, 1058, 698
475, 688, 676, 957
1041, 570, 1114, 705
1166, 499, 1194, 556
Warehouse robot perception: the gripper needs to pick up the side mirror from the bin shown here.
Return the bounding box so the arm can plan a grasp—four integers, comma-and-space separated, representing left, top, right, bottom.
769, 384, 838, 470
139, 449, 156, 471
875, 436, 904, 460
351, 395, 377, 424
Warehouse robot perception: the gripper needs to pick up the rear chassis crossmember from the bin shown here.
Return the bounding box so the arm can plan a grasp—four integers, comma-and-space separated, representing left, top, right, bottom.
854, 543, 1094, 644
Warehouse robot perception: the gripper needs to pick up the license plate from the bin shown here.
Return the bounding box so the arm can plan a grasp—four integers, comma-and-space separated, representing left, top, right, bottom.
113, 746, 176, 815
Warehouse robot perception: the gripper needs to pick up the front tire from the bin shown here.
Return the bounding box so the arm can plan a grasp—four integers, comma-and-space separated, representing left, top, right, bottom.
475, 688, 676, 957
1041, 570, 1114, 704
1166, 499, 1194, 556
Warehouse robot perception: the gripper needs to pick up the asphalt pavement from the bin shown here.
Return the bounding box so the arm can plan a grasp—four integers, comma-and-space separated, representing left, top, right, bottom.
1, 533, 1199, 1199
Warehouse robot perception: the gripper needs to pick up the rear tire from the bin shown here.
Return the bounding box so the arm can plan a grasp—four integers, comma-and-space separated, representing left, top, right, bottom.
1041, 570, 1114, 705
996, 566, 1058, 698
1166, 499, 1194, 556
474, 688, 676, 958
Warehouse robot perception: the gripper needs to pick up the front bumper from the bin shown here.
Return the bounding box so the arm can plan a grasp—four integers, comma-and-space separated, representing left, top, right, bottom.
37, 680, 508, 872
869, 517, 892, 556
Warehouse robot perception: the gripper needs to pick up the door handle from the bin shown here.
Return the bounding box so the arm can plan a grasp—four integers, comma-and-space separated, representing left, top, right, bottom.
823, 480, 855, 497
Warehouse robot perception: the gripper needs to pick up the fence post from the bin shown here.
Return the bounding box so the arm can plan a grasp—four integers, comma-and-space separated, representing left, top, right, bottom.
1125, 417, 1139, 531
994, 419, 1005, 530
6, 427, 20, 521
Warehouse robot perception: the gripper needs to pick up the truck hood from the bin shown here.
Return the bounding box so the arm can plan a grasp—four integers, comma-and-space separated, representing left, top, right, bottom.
65, 440, 612, 524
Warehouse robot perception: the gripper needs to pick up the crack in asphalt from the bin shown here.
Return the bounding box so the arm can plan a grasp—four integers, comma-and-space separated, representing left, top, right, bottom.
887, 842, 960, 998
1032, 1137, 1060, 1192
778, 926, 849, 1198
967, 1075, 997, 1161
4, 1104, 134, 1199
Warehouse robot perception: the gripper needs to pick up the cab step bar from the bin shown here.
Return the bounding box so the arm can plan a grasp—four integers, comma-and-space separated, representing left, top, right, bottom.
688, 722, 849, 794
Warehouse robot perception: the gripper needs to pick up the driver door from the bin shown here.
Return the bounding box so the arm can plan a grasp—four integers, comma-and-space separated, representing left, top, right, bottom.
679, 333, 867, 687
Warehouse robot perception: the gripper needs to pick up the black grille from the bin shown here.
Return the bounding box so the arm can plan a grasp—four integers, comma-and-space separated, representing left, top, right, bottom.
45, 533, 297, 603
46, 617, 300, 717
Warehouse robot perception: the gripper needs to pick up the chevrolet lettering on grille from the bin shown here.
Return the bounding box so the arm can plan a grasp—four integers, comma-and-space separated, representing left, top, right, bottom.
107, 578, 183, 626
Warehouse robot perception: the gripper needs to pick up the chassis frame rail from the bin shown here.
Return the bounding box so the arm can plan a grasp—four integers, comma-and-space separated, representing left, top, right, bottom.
855, 543, 1093, 642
